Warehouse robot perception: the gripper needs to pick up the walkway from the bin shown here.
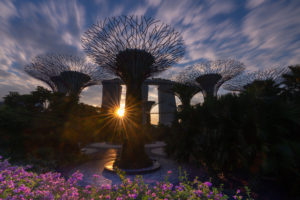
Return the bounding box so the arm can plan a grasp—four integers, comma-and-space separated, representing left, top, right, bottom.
66, 142, 208, 186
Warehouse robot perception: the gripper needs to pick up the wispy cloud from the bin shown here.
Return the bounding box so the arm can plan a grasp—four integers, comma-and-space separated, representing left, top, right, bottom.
0, 0, 85, 98
0, 0, 299, 105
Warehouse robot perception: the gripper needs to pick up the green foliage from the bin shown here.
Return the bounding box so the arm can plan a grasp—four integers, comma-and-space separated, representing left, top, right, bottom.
0, 157, 253, 199
282, 65, 300, 102
166, 68, 300, 196
0, 87, 105, 169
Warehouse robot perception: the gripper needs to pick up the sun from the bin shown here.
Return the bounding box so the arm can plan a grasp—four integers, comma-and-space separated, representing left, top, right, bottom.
116, 107, 125, 117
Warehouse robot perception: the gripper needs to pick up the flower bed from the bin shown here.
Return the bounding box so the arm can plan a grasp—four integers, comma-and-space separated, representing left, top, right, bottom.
0, 156, 252, 199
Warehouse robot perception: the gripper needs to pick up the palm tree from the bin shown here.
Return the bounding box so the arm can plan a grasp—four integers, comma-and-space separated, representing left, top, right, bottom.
82, 16, 184, 169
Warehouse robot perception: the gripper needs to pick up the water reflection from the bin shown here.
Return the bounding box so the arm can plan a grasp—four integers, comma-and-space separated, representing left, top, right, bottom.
103, 149, 117, 171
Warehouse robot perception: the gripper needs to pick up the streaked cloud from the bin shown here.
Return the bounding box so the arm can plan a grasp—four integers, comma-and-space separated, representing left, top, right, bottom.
0, 0, 299, 106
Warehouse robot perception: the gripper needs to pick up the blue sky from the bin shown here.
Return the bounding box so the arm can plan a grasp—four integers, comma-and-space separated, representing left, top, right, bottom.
0, 0, 299, 109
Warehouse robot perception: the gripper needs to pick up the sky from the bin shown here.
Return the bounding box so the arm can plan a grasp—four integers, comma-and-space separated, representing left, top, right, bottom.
0, 0, 300, 123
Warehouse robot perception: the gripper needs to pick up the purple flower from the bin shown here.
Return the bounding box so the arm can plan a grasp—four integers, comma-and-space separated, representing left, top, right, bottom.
93, 174, 101, 179
128, 193, 137, 199
204, 181, 212, 187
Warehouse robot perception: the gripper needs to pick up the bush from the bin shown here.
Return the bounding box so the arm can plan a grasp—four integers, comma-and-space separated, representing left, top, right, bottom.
0, 156, 252, 200
0, 87, 106, 168
165, 73, 300, 196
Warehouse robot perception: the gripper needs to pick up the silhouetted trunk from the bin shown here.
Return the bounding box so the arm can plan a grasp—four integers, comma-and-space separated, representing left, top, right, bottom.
118, 83, 152, 169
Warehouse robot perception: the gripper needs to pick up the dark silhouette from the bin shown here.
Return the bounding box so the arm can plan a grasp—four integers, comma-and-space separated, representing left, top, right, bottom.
82, 16, 185, 169
181, 59, 245, 100
223, 66, 288, 92
172, 82, 200, 110
25, 54, 109, 98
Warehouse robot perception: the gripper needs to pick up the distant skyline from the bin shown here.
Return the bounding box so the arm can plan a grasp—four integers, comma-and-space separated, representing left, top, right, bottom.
1, 0, 299, 120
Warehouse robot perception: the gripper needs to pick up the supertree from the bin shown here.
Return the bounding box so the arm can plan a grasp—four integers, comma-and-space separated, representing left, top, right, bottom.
172, 71, 201, 110
183, 59, 245, 100
25, 54, 109, 97
222, 66, 289, 92
82, 16, 185, 169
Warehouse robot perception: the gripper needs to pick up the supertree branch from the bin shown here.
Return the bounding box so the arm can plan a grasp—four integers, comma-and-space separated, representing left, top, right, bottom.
222, 66, 289, 92
82, 15, 185, 83
82, 15, 185, 169
24, 53, 109, 95
182, 59, 245, 99
172, 72, 201, 108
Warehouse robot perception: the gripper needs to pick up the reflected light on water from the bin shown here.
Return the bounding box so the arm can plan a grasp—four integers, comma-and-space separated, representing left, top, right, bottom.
103, 149, 117, 171
104, 160, 115, 171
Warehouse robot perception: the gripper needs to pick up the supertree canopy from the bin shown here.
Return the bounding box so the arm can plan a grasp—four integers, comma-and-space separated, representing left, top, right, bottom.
82, 16, 184, 84
25, 54, 109, 96
82, 15, 185, 169
183, 59, 245, 99
222, 66, 289, 92
172, 72, 201, 109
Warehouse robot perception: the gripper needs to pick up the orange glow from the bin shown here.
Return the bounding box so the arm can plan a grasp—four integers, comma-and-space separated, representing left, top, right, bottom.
116, 107, 125, 117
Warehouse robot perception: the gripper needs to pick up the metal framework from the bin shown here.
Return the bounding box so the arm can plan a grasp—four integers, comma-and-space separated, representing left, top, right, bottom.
82, 15, 185, 169
25, 54, 109, 95
172, 72, 201, 107
182, 59, 245, 98
222, 66, 289, 92
82, 15, 185, 83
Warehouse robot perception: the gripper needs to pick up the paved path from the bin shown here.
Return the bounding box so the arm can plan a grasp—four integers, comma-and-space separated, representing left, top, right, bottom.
67, 142, 208, 186
83, 141, 166, 150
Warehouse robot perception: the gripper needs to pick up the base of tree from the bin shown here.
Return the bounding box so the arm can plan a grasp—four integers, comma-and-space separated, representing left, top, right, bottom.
106, 159, 160, 175
114, 139, 153, 169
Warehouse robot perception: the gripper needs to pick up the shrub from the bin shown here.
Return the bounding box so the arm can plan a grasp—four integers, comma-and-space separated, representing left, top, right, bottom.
0, 87, 105, 168
166, 78, 300, 196
0, 156, 252, 200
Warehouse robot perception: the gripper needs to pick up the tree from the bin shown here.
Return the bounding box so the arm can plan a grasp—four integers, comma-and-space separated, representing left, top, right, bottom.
282, 65, 300, 97
82, 16, 185, 169
25, 54, 109, 99
243, 79, 282, 98
182, 60, 245, 100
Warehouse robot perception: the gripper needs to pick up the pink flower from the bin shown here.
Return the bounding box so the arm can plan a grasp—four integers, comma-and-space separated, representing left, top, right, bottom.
204, 181, 212, 187
93, 174, 101, 179
167, 170, 172, 174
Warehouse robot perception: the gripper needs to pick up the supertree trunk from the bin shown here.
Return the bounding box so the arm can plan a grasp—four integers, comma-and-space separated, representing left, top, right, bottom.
82, 16, 185, 169
118, 83, 152, 169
